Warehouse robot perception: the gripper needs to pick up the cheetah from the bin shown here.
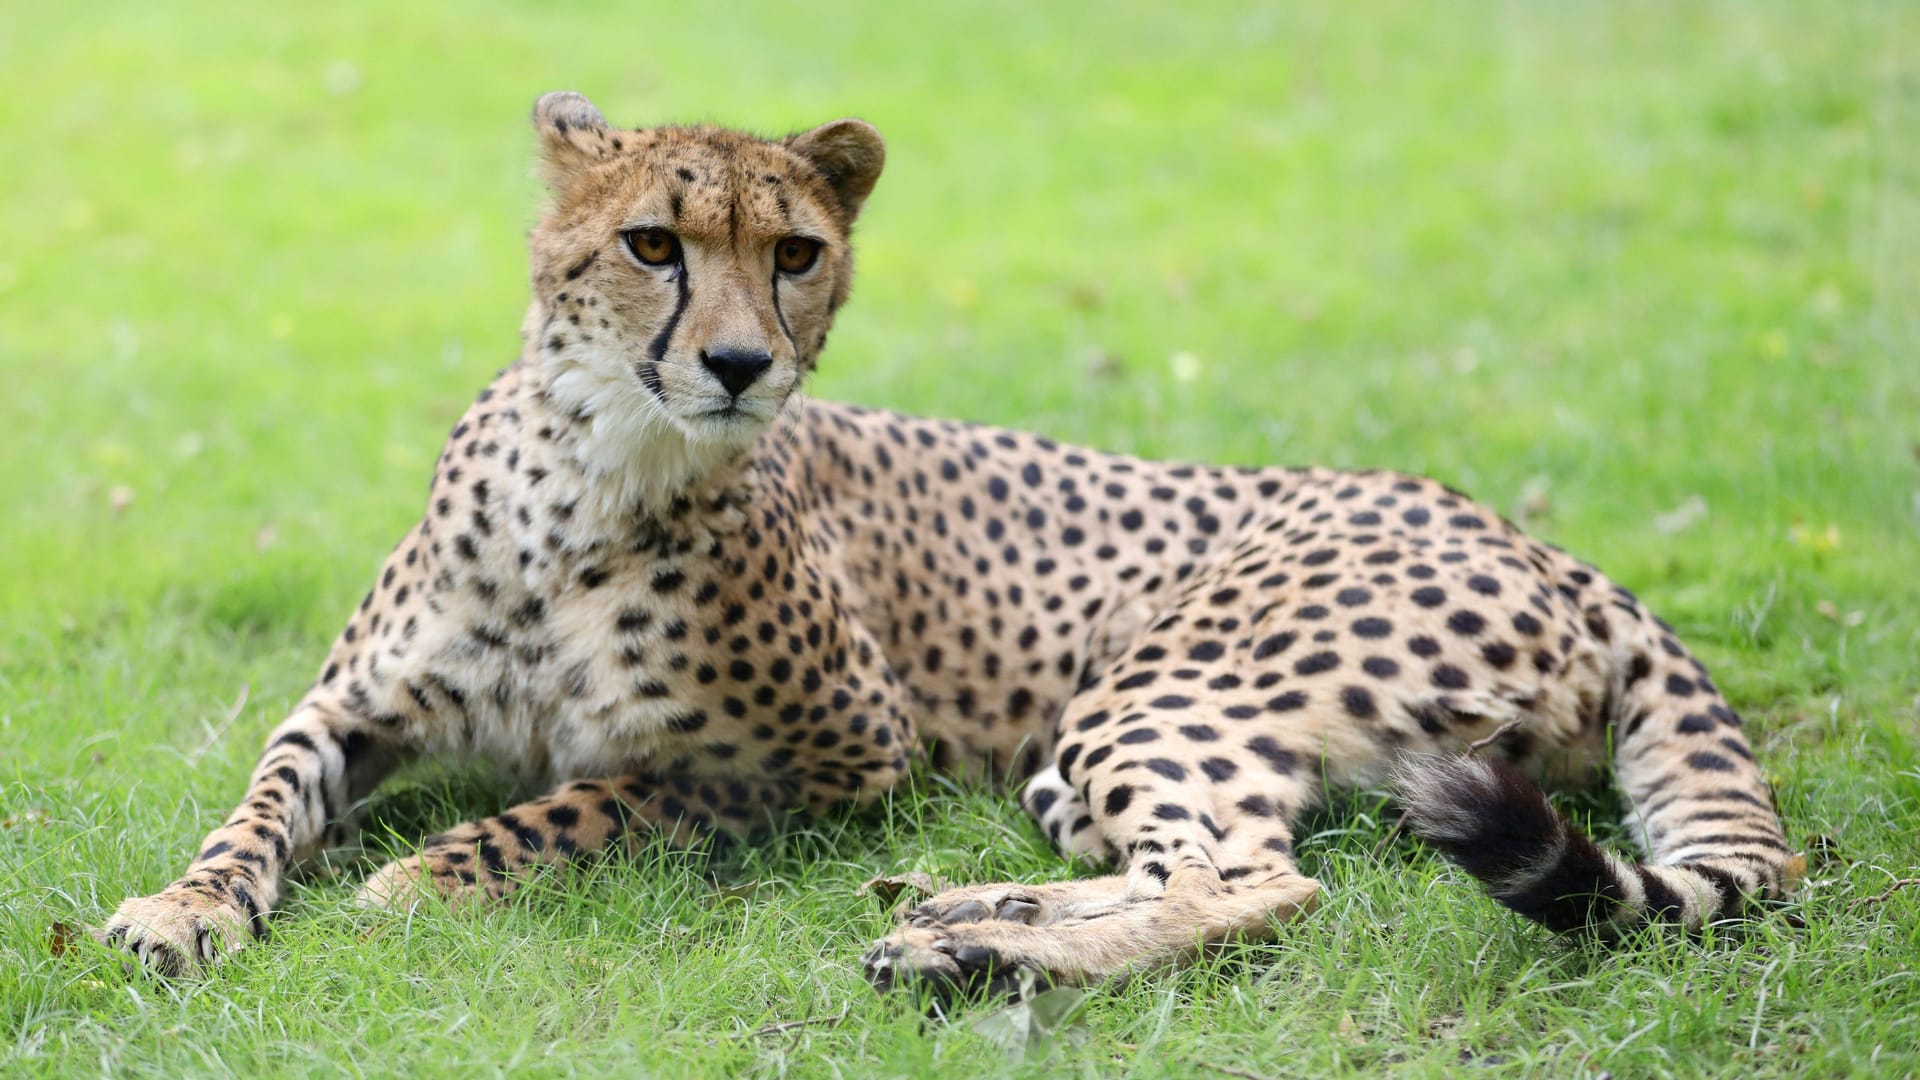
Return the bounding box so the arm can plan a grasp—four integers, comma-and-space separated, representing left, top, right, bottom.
101, 92, 1796, 996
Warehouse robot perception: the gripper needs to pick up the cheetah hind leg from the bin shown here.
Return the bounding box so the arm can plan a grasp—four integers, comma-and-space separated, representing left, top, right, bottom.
861, 867, 1319, 1000
1020, 763, 1116, 864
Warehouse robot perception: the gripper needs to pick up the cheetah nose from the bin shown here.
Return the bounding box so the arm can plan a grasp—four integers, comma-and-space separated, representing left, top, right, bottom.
700, 348, 773, 398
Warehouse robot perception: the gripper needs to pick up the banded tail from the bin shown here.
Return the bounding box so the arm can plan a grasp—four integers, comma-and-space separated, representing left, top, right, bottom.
1396, 592, 1798, 936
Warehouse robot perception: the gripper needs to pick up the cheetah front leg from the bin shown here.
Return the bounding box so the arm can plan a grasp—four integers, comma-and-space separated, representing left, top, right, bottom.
356, 775, 795, 911
100, 702, 402, 974
863, 859, 1320, 998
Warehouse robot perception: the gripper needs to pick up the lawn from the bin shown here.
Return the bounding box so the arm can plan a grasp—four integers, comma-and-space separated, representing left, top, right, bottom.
3, 1, 1918, 1075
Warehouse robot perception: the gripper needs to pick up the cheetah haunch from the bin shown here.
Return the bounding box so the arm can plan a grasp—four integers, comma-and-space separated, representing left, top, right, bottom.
103, 93, 1795, 995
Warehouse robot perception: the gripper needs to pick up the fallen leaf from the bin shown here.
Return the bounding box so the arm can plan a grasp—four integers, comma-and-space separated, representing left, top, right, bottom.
971, 983, 1088, 1062
49, 921, 77, 958
108, 485, 135, 516
857, 872, 942, 908
1814, 601, 1865, 626
1334, 1010, 1362, 1045
1065, 283, 1104, 311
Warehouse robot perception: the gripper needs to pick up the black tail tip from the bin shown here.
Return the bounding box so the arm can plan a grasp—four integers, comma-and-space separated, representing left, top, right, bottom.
1393, 754, 1566, 883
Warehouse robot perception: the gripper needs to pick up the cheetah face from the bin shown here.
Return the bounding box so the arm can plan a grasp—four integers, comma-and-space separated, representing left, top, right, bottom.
525, 92, 883, 463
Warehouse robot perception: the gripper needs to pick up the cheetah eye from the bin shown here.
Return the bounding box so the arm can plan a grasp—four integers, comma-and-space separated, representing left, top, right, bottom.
623, 227, 680, 267
774, 236, 821, 275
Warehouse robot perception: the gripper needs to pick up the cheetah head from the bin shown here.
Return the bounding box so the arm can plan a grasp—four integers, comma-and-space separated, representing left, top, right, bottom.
523, 91, 883, 500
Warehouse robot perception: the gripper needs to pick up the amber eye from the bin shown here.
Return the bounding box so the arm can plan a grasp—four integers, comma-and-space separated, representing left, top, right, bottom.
774, 236, 821, 275
623, 227, 680, 267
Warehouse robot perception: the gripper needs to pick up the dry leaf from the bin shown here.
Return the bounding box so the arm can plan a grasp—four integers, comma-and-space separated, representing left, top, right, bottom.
108, 485, 135, 516
1814, 601, 1865, 626
1334, 1010, 1362, 1045
971, 984, 1089, 1062
49, 921, 77, 958
1065, 283, 1105, 311
857, 872, 943, 908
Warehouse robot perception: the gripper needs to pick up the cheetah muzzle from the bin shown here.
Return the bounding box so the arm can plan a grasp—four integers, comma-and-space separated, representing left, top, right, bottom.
100, 92, 1796, 1000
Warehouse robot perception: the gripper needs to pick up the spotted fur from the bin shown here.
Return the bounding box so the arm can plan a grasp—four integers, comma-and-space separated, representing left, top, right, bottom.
101, 94, 1793, 992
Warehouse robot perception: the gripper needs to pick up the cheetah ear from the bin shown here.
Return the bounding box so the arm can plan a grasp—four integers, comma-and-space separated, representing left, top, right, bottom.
532, 91, 612, 189
786, 119, 886, 219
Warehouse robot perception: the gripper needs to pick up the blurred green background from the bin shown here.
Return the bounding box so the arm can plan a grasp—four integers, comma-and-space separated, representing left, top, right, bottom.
2, 2, 1917, 1076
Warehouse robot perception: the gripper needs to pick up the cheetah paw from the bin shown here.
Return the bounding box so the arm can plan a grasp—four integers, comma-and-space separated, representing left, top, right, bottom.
862, 925, 1051, 999
355, 853, 485, 912
98, 885, 257, 976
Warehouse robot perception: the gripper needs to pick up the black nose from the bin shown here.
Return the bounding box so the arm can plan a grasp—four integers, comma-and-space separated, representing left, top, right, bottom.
700, 348, 773, 398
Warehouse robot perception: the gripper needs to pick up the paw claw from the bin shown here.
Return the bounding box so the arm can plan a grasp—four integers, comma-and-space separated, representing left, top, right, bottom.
994, 898, 1041, 924
937, 899, 991, 925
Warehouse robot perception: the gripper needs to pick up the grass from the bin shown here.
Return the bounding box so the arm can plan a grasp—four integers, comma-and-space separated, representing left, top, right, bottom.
3, 0, 1918, 1075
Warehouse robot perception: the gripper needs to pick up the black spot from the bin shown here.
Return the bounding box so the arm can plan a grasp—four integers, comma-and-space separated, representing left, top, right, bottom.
1351, 617, 1392, 639
1253, 632, 1296, 660
1104, 785, 1135, 815
1432, 664, 1470, 689
1362, 656, 1400, 678
1341, 685, 1377, 719
1412, 587, 1446, 608
1446, 609, 1486, 636
1246, 737, 1297, 775
1293, 651, 1339, 676
1145, 758, 1187, 781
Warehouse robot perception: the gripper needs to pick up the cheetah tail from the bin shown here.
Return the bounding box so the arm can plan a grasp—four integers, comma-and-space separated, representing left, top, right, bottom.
1392, 754, 1784, 936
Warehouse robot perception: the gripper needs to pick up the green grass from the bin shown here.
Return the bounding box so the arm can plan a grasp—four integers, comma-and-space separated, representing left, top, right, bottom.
3, 1, 1918, 1075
